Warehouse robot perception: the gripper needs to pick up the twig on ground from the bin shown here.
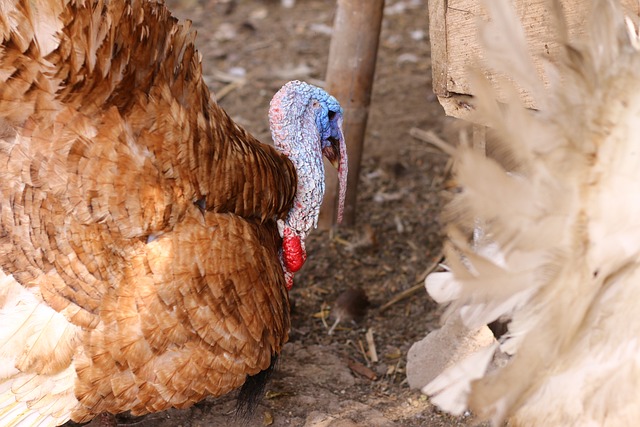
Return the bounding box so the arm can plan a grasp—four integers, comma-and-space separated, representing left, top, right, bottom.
365, 328, 378, 363
215, 80, 245, 101
378, 251, 444, 313
358, 338, 370, 364
409, 127, 454, 155
348, 359, 378, 381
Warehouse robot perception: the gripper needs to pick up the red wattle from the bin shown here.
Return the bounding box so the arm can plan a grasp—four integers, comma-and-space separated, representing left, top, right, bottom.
283, 229, 306, 273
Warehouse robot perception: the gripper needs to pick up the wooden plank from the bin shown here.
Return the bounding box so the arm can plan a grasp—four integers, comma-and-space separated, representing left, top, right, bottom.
429, 0, 640, 117
429, 0, 449, 97
446, 0, 568, 105
436, 94, 479, 123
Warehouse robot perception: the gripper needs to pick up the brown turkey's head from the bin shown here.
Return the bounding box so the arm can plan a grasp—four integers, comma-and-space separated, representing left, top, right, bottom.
269, 81, 348, 289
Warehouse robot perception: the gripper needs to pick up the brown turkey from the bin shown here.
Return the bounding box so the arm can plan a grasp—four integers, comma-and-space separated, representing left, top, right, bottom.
0, 0, 348, 425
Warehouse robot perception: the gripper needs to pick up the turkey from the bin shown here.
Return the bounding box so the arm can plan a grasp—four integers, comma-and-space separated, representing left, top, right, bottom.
0, 0, 347, 425
419, 0, 640, 425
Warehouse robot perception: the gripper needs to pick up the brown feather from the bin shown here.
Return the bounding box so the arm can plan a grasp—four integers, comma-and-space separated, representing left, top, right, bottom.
0, 0, 296, 423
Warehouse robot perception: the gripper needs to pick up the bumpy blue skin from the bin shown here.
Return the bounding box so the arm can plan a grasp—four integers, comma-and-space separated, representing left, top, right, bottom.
269, 80, 347, 287
269, 80, 344, 232
277, 81, 343, 151
309, 87, 343, 152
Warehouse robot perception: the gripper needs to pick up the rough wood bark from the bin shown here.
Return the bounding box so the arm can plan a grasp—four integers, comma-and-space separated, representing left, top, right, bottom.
320, 0, 385, 227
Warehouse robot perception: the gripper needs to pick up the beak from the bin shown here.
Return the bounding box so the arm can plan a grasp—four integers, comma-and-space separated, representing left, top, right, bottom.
322, 117, 348, 223
322, 137, 341, 170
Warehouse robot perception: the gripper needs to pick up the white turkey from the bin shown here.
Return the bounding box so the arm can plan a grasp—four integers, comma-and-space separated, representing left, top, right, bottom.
418, 0, 640, 425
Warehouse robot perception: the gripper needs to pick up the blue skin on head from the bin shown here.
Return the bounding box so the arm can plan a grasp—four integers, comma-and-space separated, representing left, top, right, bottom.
269, 80, 348, 284
276, 81, 343, 149
300, 84, 343, 152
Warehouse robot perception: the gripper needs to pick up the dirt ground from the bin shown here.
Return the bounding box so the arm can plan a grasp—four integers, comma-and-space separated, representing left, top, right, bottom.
98, 0, 473, 426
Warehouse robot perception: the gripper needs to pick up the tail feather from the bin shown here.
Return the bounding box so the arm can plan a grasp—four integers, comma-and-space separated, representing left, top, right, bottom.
235, 354, 278, 417
0, 271, 79, 427
424, 0, 640, 425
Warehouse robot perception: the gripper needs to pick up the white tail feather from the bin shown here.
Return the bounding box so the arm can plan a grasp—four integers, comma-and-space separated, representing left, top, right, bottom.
423, 342, 498, 416
0, 270, 79, 427
422, 0, 640, 425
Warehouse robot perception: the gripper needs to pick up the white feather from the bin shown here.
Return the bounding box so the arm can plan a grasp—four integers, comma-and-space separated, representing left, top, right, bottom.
423, 342, 498, 416
0, 270, 80, 427
425, 271, 459, 304
421, 0, 640, 425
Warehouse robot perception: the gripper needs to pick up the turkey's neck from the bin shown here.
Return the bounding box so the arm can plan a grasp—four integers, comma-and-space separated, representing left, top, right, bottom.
271, 113, 325, 237
270, 100, 325, 290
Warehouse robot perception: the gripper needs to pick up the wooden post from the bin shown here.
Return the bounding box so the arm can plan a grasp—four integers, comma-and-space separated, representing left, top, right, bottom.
319, 0, 385, 228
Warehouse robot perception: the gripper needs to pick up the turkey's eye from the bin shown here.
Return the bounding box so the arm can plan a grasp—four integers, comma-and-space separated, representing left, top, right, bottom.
328, 110, 337, 120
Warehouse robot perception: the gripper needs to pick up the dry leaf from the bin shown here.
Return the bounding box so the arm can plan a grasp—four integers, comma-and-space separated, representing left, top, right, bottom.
348, 360, 377, 381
